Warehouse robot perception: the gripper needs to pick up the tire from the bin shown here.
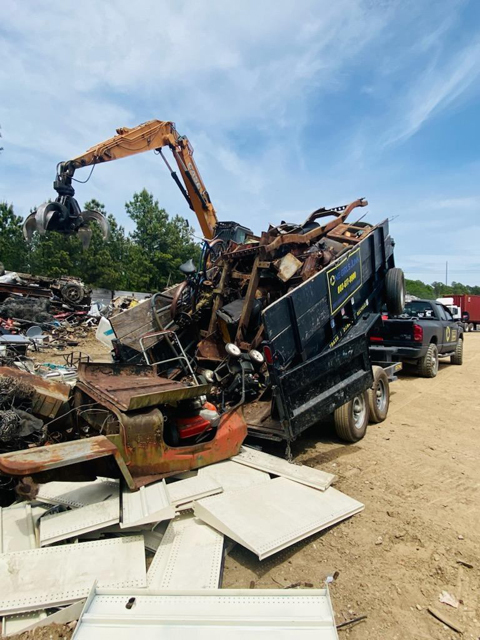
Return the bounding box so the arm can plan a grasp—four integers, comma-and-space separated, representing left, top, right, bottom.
368, 366, 390, 423
334, 392, 370, 442
385, 268, 405, 316
451, 338, 463, 365
417, 342, 438, 378
61, 283, 85, 305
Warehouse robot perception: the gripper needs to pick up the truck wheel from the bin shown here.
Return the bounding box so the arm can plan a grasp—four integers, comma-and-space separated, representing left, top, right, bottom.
385, 268, 405, 316
334, 392, 369, 442
451, 338, 463, 365
368, 366, 390, 423
417, 342, 438, 378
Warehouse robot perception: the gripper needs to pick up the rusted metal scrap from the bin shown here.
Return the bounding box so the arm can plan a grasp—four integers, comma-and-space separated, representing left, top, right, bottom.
0, 197, 384, 493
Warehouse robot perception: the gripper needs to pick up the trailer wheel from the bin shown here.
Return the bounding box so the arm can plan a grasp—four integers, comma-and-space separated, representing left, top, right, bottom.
385, 268, 405, 316
451, 338, 463, 365
368, 366, 390, 423
417, 342, 438, 378
334, 392, 369, 442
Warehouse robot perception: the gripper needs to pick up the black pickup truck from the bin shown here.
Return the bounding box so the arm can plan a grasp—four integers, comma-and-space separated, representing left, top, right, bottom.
369, 299, 464, 378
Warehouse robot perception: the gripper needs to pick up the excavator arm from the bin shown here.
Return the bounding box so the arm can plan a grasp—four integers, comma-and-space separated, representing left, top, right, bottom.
23, 120, 218, 246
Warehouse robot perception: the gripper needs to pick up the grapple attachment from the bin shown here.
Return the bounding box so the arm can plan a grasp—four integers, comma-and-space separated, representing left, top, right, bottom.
23, 199, 110, 249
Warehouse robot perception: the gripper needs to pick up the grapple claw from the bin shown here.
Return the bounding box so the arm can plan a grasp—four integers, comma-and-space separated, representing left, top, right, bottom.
22, 201, 110, 249
80, 209, 110, 241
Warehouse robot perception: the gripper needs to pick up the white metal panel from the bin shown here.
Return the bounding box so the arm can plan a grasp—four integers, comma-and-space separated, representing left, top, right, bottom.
0, 503, 37, 553
72, 588, 338, 639
2, 610, 47, 636
166, 475, 223, 509
143, 529, 165, 552
0, 536, 146, 614
193, 477, 364, 560
3, 599, 86, 636
147, 514, 223, 590
121, 480, 175, 528
233, 446, 336, 491
36, 478, 119, 508
197, 460, 269, 493
40, 495, 120, 545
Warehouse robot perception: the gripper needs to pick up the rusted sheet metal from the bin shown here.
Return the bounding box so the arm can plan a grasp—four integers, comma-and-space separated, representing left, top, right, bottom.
261, 199, 368, 253
77, 362, 211, 411
120, 408, 247, 481
0, 407, 247, 488
197, 335, 226, 361
0, 282, 52, 299
0, 436, 117, 476
0, 366, 70, 418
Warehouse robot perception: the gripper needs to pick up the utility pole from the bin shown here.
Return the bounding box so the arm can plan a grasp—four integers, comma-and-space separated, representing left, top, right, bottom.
445, 261, 448, 286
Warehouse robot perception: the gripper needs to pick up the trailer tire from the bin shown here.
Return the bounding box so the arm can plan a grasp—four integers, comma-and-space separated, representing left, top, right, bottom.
334, 392, 369, 442
451, 338, 463, 365
417, 342, 438, 378
385, 268, 405, 316
368, 366, 390, 423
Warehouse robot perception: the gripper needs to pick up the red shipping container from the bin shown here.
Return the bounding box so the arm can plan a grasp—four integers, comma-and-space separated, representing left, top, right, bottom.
451, 294, 480, 327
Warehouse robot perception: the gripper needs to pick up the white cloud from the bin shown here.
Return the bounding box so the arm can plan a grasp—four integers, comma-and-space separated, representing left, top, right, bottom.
383, 39, 480, 146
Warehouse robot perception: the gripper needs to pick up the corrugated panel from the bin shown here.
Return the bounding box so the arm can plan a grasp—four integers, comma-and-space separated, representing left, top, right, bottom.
147, 515, 223, 590
193, 477, 363, 560
0, 536, 146, 614
197, 460, 269, 493
0, 503, 38, 553
166, 475, 223, 509
36, 478, 119, 509
40, 495, 120, 545
72, 588, 339, 639
2, 611, 47, 636
121, 480, 175, 529
232, 447, 335, 491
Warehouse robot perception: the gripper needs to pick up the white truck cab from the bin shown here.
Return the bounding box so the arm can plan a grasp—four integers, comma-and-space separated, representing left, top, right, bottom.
436, 297, 461, 321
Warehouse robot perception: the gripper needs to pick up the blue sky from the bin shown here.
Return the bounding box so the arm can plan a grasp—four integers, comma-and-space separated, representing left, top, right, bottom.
1, 0, 480, 284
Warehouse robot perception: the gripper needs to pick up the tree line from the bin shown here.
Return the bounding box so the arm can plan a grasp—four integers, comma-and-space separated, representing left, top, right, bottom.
406, 279, 480, 300
0, 190, 200, 292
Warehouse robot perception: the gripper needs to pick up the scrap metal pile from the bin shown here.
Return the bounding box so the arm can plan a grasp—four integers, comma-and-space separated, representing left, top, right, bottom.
111, 198, 372, 411
0, 197, 385, 495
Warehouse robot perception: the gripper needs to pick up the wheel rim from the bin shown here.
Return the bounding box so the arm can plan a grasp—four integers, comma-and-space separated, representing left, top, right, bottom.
375, 379, 387, 413
352, 395, 367, 430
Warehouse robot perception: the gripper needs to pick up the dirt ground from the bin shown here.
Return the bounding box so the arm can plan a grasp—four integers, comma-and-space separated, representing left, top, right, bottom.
6, 333, 480, 639
223, 333, 480, 639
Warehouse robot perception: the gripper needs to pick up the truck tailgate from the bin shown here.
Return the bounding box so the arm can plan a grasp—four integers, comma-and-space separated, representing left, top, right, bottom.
370, 318, 416, 346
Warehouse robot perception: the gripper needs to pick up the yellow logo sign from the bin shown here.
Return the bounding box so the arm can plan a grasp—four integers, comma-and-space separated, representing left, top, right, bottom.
445, 326, 451, 342
329, 274, 336, 287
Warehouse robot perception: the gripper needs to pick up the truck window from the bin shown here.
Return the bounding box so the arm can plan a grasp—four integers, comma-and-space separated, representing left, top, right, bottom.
437, 305, 449, 321
402, 301, 435, 319
442, 306, 454, 321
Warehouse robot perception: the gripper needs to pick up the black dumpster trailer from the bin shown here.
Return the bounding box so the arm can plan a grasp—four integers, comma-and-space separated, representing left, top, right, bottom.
250, 218, 404, 445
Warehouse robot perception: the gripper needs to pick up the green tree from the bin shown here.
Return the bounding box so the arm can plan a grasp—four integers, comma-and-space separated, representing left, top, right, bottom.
450, 281, 469, 295
29, 231, 81, 278
0, 202, 29, 272
125, 189, 200, 291
405, 279, 435, 299
79, 200, 130, 289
